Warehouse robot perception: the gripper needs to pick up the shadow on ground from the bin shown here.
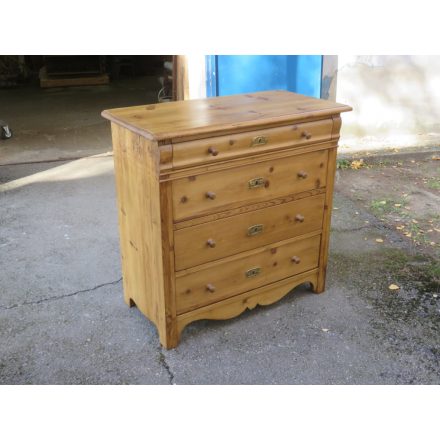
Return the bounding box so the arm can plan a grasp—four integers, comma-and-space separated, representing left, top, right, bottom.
0, 153, 439, 384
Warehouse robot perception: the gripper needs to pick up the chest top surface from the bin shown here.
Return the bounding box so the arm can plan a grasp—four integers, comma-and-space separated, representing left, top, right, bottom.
102, 90, 352, 144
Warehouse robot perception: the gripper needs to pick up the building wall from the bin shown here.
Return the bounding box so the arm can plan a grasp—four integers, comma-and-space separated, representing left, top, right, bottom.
187, 55, 207, 99
336, 55, 440, 150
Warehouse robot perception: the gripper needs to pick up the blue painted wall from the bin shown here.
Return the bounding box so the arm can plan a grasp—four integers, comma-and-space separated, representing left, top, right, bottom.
206, 55, 322, 98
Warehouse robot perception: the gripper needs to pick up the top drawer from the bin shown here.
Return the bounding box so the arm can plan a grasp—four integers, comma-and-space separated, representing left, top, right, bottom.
172, 119, 333, 169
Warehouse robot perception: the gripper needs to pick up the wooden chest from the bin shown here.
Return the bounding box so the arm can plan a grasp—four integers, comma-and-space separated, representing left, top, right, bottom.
102, 90, 352, 348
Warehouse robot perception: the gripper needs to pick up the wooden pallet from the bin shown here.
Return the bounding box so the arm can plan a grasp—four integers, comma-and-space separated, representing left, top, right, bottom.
39, 67, 109, 88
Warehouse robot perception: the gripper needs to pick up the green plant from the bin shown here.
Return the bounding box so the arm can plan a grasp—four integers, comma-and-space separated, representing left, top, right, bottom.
336, 159, 351, 169
370, 198, 408, 217
426, 178, 440, 190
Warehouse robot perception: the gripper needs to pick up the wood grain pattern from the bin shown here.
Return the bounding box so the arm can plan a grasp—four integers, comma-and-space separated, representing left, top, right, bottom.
104, 90, 351, 348
172, 118, 333, 169
158, 181, 178, 347
176, 234, 321, 314
174, 188, 326, 230
174, 193, 325, 270
173, 55, 189, 101
111, 123, 176, 347
102, 90, 352, 144
172, 149, 328, 220
331, 115, 342, 140
161, 139, 337, 181
176, 269, 319, 340
314, 147, 338, 294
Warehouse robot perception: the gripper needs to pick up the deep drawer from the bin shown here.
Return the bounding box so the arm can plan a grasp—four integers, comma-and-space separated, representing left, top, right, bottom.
172, 149, 328, 221
174, 193, 325, 270
176, 234, 321, 314
172, 118, 333, 169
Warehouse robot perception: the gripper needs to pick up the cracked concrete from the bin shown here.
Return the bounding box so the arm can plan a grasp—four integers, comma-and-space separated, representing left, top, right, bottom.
0, 278, 122, 311
0, 156, 121, 310
0, 82, 438, 383
1, 152, 438, 384
158, 348, 175, 385
0, 155, 180, 384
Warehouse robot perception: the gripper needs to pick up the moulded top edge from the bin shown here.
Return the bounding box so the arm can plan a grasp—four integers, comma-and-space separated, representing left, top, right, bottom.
101, 90, 352, 144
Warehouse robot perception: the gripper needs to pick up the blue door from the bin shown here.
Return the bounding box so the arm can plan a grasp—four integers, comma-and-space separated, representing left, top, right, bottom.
206, 55, 322, 98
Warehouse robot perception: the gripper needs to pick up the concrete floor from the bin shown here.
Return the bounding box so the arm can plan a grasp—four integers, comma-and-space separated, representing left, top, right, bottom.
0, 81, 439, 384
0, 76, 158, 165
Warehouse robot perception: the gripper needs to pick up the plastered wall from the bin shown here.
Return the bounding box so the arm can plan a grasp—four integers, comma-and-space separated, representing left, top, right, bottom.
336, 55, 440, 150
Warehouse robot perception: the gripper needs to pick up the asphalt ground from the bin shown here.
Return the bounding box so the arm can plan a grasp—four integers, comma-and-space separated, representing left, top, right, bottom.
1, 151, 438, 384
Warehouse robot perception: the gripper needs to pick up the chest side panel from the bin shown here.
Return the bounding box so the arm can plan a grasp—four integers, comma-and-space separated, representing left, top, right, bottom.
111, 123, 166, 327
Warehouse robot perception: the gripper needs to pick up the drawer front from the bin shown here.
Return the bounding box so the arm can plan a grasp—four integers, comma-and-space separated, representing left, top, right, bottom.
173, 149, 328, 221
172, 119, 333, 169
174, 193, 325, 270
176, 234, 321, 314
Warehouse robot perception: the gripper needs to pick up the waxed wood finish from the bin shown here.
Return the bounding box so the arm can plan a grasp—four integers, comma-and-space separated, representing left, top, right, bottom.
315, 146, 338, 293
176, 269, 320, 337
103, 90, 351, 348
172, 149, 328, 220
172, 118, 333, 169
173, 187, 326, 230
110, 125, 170, 341
176, 233, 321, 313
161, 139, 336, 182
174, 193, 325, 270
102, 90, 351, 143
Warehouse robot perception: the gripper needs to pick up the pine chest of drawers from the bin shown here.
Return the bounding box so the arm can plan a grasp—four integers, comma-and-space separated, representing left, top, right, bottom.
102, 90, 351, 348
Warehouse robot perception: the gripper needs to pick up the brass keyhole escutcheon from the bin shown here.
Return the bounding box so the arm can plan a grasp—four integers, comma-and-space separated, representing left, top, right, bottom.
247, 224, 264, 236
245, 267, 261, 278
251, 135, 268, 147
248, 177, 266, 189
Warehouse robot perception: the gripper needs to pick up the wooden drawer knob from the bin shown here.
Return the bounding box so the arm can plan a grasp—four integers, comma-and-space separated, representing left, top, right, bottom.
297, 170, 308, 179
206, 191, 216, 200
291, 256, 301, 264
295, 214, 305, 223
206, 238, 216, 248
301, 131, 312, 140
208, 146, 218, 156
206, 283, 216, 293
